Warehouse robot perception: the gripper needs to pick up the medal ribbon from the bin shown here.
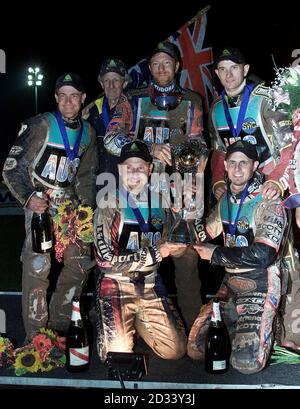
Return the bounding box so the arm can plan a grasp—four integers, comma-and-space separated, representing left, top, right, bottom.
54, 111, 83, 161
221, 83, 254, 137
101, 96, 110, 129
120, 187, 151, 233
226, 182, 249, 239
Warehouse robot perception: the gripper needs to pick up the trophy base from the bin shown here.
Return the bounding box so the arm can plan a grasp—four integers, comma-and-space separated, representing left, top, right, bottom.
167, 218, 197, 244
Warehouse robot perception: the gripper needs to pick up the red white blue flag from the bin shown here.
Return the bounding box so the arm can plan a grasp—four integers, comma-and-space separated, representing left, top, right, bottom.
128, 6, 214, 112
168, 7, 214, 112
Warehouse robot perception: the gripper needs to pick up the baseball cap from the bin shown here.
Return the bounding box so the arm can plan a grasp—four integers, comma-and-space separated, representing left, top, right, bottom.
98, 58, 129, 80
150, 41, 181, 62
225, 140, 258, 161
55, 73, 85, 92
214, 47, 246, 67
119, 140, 152, 164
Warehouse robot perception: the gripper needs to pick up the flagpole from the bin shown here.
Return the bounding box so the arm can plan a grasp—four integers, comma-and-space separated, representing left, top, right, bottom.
187, 5, 211, 26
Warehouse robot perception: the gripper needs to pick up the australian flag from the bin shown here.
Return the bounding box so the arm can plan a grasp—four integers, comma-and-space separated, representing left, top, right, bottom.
128, 6, 214, 113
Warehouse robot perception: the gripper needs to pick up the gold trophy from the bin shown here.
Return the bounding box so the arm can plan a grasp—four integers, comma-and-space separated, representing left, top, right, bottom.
167, 134, 208, 244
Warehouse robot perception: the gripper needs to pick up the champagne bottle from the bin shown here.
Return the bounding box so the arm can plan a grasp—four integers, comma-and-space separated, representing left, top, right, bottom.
31, 188, 53, 253
66, 296, 90, 372
205, 298, 231, 374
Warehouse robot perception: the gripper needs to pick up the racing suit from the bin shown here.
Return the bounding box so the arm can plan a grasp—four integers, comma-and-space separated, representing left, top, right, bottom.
188, 174, 289, 373
82, 94, 127, 178
94, 188, 186, 361
209, 81, 300, 348
2, 112, 98, 338
103, 83, 205, 330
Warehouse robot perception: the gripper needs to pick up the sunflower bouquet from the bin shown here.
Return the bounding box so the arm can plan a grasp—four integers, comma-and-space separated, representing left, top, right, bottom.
53, 200, 94, 262
268, 65, 300, 119
0, 328, 66, 376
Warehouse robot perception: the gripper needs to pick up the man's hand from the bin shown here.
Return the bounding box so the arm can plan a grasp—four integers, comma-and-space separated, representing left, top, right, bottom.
157, 241, 187, 258
214, 183, 227, 201
193, 243, 218, 261
27, 193, 49, 214
261, 181, 281, 200
152, 143, 172, 166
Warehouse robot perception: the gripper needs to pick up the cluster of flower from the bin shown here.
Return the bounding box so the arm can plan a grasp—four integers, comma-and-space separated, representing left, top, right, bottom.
53, 200, 94, 262
0, 328, 66, 376
268, 65, 300, 118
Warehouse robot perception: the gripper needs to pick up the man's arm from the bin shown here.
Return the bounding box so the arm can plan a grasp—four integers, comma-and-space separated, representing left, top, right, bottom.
94, 206, 163, 273
196, 199, 288, 269
2, 114, 49, 207
260, 99, 293, 195
103, 96, 134, 157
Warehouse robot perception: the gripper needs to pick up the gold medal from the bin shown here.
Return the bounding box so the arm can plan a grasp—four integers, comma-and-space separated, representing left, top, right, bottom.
140, 237, 150, 248
69, 161, 76, 178
226, 233, 236, 248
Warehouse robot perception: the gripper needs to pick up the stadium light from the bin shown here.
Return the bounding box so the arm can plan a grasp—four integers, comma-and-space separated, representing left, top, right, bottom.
27, 66, 44, 114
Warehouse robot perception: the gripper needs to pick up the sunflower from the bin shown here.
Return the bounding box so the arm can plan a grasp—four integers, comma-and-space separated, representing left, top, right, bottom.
76, 205, 93, 224
14, 350, 41, 375
78, 224, 93, 237
57, 200, 73, 215
39, 328, 55, 339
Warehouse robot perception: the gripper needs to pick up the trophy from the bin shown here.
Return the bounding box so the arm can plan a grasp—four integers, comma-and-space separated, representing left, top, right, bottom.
167, 133, 208, 244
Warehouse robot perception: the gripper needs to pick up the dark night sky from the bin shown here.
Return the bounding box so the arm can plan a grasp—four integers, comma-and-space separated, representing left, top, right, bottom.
0, 1, 299, 170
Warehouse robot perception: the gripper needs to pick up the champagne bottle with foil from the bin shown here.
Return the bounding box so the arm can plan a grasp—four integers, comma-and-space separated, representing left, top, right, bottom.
205, 298, 231, 374
66, 296, 90, 372
31, 188, 53, 253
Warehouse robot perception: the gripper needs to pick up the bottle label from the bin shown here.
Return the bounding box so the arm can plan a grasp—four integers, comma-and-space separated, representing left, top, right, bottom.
69, 346, 89, 366
213, 360, 226, 370
211, 302, 222, 323
41, 240, 52, 250
71, 302, 81, 321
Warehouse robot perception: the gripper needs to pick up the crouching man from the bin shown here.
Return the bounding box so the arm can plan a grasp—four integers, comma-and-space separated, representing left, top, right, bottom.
94, 140, 187, 361
188, 140, 289, 374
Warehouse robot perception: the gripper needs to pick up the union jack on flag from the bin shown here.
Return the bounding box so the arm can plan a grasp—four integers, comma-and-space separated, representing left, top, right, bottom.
168, 8, 214, 113
128, 6, 214, 113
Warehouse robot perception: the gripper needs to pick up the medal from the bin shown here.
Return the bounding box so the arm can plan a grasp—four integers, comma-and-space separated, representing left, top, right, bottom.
226, 182, 249, 248
69, 160, 76, 178
226, 233, 236, 248
140, 236, 150, 247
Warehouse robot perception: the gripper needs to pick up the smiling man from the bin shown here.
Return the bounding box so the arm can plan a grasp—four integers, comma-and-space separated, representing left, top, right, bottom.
102, 41, 206, 332
188, 140, 289, 374
210, 47, 292, 202
2, 73, 98, 340
94, 140, 187, 361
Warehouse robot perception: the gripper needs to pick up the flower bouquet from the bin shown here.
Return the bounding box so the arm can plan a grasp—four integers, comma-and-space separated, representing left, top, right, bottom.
53, 200, 94, 262
269, 344, 300, 366
269, 65, 300, 208
0, 336, 15, 369
268, 65, 300, 119
0, 328, 66, 376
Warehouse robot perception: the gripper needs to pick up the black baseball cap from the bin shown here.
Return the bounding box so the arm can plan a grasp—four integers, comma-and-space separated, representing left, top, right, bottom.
150, 41, 181, 62
55, 73, 85, 92
98, 58, 130, 81
225, 140, 258, 161
214, 47, 246, 68
119, 141, 152, 164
